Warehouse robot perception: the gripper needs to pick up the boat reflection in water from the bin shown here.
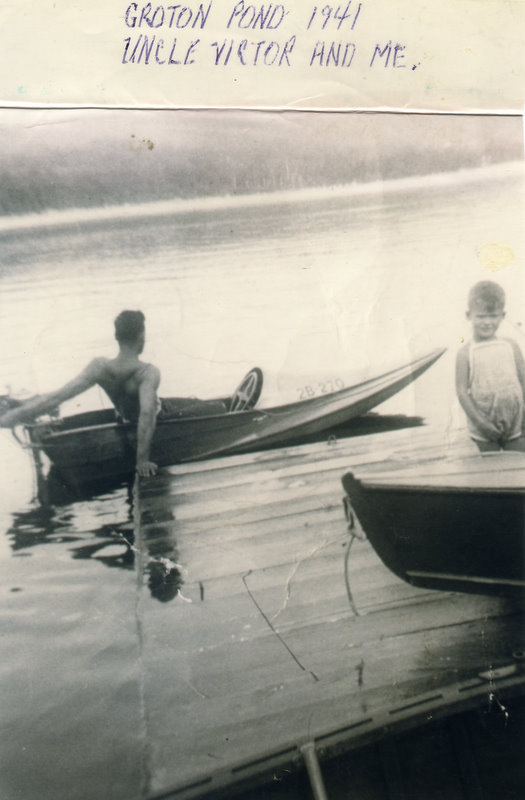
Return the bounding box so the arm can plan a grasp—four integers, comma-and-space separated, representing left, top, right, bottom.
12, 407, 429, 611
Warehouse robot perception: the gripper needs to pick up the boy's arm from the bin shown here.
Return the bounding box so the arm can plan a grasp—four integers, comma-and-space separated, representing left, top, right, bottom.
510, 340, 525, 431
455, 347, 500, 441
0, 359, 103, 428
136, 365, 161, 477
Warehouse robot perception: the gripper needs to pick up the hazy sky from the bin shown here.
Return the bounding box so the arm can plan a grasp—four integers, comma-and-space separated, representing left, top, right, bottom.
1, 107, 521, 159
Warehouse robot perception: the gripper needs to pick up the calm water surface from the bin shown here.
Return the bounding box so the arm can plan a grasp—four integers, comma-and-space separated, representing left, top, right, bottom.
0, 164, 524, 799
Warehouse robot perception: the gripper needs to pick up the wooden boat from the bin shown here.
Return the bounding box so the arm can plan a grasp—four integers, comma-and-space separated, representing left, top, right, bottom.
342, 452, 525, 597
20, 348, 444, 485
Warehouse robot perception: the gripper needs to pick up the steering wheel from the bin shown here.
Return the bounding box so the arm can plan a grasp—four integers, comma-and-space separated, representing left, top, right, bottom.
229, 367, 263, 412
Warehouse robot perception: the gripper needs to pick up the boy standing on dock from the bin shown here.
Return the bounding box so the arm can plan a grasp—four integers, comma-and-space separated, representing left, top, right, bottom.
456, 281, 525, 452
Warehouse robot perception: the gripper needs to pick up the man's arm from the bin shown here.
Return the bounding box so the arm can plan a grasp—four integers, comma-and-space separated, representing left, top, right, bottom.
0, 359, 103, 428
455, 347, 500, 441
136, 365, 161, 477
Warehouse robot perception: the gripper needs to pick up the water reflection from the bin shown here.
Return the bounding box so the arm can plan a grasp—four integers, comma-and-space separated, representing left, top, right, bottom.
118, 522, 185, 603
35, 466, 134, 507
8, 503, 71, 551
7, 413, 425, 606
6, 478, 185, 603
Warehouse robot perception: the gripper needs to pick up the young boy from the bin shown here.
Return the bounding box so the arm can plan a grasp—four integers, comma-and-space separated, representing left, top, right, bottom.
456, 281, 525, 452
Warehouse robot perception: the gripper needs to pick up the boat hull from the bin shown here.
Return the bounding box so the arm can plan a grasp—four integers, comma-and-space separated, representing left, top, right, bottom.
342, 454, 525, 597
25, 348, 444, 485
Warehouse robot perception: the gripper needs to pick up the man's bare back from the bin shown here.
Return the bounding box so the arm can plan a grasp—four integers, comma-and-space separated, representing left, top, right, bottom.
90, 357, 159, 422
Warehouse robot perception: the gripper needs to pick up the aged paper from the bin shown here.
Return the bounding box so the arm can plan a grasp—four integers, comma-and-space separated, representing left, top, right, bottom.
1, 0, 524, 110
1, 2, 524, 800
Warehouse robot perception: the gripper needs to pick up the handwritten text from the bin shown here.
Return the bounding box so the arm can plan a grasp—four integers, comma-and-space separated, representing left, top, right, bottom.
121, 2, 419, 73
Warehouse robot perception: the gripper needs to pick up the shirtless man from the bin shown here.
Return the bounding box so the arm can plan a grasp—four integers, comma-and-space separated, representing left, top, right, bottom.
0, 310, 160, 477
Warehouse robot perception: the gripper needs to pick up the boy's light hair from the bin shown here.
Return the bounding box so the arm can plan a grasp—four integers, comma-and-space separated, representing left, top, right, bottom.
468, 281, 505, 312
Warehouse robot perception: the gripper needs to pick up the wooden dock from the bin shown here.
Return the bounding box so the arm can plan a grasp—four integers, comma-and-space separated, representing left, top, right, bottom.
135, 425, 525, 799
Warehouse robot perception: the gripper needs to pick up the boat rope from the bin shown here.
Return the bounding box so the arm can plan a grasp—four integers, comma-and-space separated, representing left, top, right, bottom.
343, 496, 362, 617
344, 535, 360, 617
8, 426, 49, 503
11, 426, 43, 450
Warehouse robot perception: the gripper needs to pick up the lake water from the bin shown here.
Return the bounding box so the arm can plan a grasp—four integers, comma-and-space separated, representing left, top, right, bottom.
0, 161, 524, 799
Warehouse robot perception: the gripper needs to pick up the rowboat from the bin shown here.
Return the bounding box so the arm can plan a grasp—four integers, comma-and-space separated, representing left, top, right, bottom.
342, 451, 525, 597
19, 348, 444, 486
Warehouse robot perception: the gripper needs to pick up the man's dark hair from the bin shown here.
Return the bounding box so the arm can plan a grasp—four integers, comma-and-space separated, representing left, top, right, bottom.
114, 310, 145, 343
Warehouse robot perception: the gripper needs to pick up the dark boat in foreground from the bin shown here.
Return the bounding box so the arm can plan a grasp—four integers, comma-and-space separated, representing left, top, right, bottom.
342, 451, 525, 597
18, 349, 444, 486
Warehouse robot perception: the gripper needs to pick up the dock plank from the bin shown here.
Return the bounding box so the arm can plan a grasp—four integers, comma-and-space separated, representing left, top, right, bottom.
136, 425, 525, 799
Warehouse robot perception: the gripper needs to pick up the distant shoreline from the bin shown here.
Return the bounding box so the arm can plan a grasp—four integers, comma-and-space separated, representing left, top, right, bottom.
0, 159, 521, 235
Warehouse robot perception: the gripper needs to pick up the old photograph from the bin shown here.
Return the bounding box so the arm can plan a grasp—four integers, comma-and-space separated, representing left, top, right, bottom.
0, 108, 524, 799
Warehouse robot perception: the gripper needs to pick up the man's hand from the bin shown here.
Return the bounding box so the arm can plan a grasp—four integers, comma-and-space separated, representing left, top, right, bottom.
136, 460, 158, 477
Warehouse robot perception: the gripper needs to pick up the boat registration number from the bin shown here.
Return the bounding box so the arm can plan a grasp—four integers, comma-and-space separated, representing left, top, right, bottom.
297, 378, 345, 400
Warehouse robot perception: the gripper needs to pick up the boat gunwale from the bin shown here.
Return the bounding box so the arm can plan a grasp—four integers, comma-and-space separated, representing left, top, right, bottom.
348, 481, 525, 495
25, 347, 447, 444
344, 470, 525, 495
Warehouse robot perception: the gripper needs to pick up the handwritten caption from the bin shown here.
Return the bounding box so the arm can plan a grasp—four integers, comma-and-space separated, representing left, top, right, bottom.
122, 1, 420, 71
